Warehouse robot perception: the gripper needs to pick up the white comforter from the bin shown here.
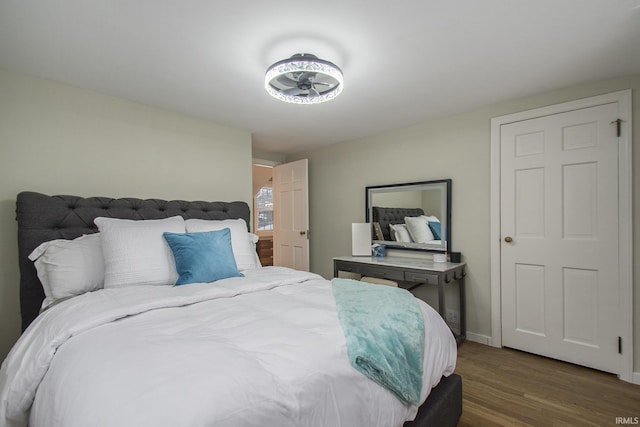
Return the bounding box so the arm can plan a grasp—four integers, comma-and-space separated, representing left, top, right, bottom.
0, 267, 456, 427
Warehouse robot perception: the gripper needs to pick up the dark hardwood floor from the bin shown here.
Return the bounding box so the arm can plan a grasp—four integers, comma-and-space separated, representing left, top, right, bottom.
455, 341, 640, 427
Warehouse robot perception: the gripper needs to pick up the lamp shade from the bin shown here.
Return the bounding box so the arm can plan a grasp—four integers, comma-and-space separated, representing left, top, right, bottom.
351, 223, 371, 256
265, 53, 343, 104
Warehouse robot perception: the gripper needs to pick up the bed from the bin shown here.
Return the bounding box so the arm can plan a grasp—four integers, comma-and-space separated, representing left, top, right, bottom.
372, 206, 443, 246
372, 207, 425, 241
1, 192, 461, 427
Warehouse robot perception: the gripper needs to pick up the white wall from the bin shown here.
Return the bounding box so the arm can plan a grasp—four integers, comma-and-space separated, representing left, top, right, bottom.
0, 68, 253, 359
289, 74, 640, 372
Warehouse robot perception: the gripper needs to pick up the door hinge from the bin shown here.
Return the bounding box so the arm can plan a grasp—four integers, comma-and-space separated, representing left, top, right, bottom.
611, 118, 624, 137
618, 336, 622, 354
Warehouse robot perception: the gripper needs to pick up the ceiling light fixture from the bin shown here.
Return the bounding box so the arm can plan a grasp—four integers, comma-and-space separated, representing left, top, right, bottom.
264, 53, 343, 104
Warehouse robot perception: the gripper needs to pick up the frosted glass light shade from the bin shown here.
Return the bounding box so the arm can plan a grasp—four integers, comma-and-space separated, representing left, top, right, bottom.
265, 54, 343, 104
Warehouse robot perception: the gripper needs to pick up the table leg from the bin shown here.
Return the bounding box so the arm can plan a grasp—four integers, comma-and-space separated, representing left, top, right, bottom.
458, 271, 466, 344
438, 279, 446, 319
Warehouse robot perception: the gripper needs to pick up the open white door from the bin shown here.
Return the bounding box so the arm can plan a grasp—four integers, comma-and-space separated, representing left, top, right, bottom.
273, 159, 309, 271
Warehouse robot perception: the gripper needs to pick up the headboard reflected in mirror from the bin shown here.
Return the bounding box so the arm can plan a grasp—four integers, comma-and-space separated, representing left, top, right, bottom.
365, 179, 451, 253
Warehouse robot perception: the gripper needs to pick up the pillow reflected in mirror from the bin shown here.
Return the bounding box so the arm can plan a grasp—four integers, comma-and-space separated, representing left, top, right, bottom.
404, 216, 435, 243
389, 223, 412, 242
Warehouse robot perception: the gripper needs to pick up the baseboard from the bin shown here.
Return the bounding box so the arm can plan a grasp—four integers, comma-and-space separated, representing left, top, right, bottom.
633, 371, 640, 385
465, 332, 492, 346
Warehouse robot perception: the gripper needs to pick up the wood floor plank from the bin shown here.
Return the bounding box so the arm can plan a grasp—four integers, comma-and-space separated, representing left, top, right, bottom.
455, 341, 640, 426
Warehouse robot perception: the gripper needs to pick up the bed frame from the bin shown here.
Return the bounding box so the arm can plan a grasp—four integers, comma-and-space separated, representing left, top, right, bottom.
16, 191, 251, 330
15, 191, 462, 427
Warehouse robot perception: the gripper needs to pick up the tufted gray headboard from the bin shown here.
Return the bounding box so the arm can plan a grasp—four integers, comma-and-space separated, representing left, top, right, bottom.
372, 207, 425, 241
16, 191, 251, 331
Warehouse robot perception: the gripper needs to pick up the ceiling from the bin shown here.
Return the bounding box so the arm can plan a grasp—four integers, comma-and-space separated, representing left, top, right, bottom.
1, 1, 639, 154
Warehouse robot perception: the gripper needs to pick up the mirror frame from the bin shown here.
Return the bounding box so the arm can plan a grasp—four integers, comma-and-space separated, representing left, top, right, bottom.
365, 179, 452, 253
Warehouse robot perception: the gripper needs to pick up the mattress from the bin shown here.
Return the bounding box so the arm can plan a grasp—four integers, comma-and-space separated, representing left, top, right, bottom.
0, 267, 456, 427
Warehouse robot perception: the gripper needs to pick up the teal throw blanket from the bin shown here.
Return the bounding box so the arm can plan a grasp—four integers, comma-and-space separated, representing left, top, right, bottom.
331, 278, 425, 406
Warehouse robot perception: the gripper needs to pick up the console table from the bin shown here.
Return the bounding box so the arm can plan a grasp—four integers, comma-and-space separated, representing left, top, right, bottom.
333, 256, 466, 344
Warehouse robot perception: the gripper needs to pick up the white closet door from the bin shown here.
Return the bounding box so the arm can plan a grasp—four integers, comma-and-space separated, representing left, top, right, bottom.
500, 102, 621, 373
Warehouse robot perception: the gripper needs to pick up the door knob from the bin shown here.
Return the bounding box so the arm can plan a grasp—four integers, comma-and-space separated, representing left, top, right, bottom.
504, 236, 513, 243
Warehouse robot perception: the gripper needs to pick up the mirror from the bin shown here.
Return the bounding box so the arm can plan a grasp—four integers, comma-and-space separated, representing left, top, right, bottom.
365, 179, 451, 253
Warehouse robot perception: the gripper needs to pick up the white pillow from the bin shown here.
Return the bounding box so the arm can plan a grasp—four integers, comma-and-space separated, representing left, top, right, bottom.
248, 233, 262, 268
95, 216, 185, 288
404, 216, 435, 243
389, 223, 412, 242
421, 215, 440, 223
185, 219, 259, 271
28, 233, 104, 305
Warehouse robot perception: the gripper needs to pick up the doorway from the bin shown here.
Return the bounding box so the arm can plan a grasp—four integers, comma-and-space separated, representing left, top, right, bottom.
252, 162, 275, 266
252, 158, 310, 271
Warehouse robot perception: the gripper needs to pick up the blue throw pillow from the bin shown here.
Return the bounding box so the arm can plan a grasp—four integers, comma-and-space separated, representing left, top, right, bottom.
163, 229, 243, 286
428, 221, 442, 240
